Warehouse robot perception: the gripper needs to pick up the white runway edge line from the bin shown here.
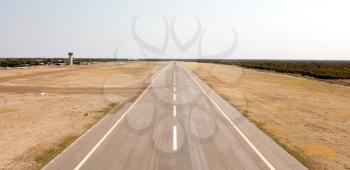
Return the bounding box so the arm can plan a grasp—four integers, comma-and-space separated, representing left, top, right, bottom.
184, 66, 276, 170
73, 65, 168, 170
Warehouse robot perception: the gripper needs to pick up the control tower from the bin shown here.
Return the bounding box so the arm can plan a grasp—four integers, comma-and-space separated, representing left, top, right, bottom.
68, 52, 74, 66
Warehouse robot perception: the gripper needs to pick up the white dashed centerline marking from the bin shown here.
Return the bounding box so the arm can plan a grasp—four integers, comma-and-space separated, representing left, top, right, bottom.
173, 62, 177, 151
173, 125, 177, 151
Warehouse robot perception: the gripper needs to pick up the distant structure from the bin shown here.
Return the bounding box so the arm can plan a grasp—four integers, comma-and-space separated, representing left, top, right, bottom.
68, 52, 74, 66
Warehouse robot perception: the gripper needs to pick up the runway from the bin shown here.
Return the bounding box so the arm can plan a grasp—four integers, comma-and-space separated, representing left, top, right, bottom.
44, 62, 306, 170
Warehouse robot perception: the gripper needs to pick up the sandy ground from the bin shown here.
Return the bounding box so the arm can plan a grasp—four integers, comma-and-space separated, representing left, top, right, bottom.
0, 62, 165, 170
184, 62, 350, 170
0, 66, 71, 78
330, 79, 350, 87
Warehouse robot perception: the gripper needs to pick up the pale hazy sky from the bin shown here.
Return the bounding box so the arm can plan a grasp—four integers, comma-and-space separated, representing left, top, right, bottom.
0, 0, 349, 60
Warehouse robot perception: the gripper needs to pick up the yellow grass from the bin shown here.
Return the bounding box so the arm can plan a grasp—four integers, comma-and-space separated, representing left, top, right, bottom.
184, 62, 350, 170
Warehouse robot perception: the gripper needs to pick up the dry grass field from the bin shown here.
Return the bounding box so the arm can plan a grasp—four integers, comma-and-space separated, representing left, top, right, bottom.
184, 62, 350, 170
0, 62, 165, 170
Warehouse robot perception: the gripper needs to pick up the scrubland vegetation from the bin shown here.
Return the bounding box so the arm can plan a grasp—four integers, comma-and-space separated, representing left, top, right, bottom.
232, 60, 350, 79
